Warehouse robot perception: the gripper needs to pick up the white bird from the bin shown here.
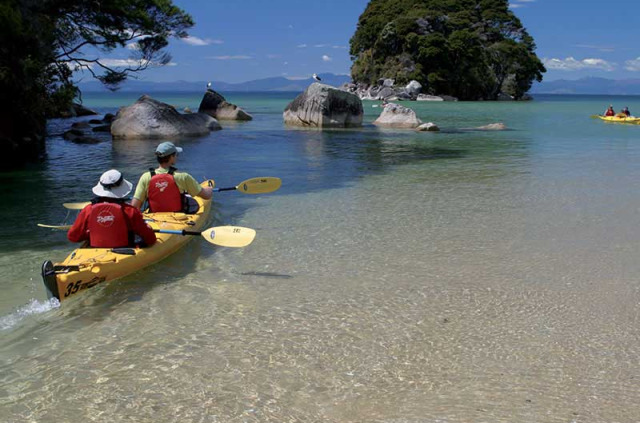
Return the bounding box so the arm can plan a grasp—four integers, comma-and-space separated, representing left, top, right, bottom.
207, 82, 212, 89
312, 73, 321, 81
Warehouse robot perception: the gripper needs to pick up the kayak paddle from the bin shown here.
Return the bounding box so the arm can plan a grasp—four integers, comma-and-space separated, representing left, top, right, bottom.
213, 177, 282, 194
61, 177, 282, 209
62, 202, 91, 210
154, 226, 256, 247
37, 224, 256, 248
37, 223, 72, 230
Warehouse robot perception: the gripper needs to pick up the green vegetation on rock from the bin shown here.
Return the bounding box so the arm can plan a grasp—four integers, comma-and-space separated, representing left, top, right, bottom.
349, 0, 545, 100
0, 0, 192, 166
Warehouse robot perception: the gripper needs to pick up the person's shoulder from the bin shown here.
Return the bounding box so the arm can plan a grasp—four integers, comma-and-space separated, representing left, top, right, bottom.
123, 203, 142, 214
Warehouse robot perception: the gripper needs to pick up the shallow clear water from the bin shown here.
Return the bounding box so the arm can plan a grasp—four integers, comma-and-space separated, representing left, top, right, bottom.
1, 92, 640, 422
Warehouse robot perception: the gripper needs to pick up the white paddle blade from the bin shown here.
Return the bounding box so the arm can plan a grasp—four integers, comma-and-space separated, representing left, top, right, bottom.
200, 226, 256, 248
37, 224, 72, 230
237, 177, 282, 194
63, 202, 91, 210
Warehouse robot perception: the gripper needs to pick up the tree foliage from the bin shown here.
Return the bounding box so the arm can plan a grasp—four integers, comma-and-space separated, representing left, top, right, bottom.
349, 0, 545, 100
0, 0, 193, 165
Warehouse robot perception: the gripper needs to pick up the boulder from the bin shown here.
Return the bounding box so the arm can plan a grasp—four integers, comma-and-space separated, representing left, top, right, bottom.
497, 92, 514, 101
377, 87, 396, 100
373, 103, 422, 129
111, 95, 221, 140
416, 122, 440, 132
198, 89, 252, 121
405, 80, 422, 96
417, 94, 444, 102
475, 123, 507, 130
283, 83, 363, 128
439, 95, 459, 102
380, 78, 395, 87
71, 122, 92, 129
72, 103, 98, 117
92, 124, 112, 132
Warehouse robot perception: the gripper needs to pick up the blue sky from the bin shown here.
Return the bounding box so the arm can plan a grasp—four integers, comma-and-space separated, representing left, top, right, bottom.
91, 0, 640, 83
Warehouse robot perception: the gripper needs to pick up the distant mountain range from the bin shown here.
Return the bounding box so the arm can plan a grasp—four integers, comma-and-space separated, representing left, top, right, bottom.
530, 77, 640, 95
78, 74, 640, 96
77, 73, 352, 93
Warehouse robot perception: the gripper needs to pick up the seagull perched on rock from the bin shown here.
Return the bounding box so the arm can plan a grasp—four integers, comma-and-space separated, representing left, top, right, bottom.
207, 81, 212, 89
312, 73, 321, 82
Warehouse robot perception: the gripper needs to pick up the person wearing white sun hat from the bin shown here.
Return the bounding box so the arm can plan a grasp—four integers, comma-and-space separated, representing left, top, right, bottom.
131, 141, 213, 213
67, 169, 157, 248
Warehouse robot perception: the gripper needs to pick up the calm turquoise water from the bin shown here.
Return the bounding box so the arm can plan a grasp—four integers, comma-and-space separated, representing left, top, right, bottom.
1, 92, 640, 422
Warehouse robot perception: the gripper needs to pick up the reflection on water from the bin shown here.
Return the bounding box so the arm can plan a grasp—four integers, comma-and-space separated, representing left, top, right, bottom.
2, 93, 640, 422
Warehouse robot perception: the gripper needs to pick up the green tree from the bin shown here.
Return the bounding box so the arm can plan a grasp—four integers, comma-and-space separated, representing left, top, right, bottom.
349, 0, 545, 100
0, 0, 193, 166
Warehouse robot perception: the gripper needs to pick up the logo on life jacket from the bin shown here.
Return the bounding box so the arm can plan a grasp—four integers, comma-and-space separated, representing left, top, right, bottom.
96, 209, 116, 227
155, 181, 169, 192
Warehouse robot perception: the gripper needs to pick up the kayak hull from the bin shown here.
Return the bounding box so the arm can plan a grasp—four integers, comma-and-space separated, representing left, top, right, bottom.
597, 115, 640, 124
42, 181, 213, 302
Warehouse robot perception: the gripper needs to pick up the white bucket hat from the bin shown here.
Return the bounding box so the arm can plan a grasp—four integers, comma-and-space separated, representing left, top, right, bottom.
92, 169, 133, 199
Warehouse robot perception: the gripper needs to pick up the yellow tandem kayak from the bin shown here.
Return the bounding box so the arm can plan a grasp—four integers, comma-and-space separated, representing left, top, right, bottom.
42, 181, 214, 302
596, 115, 640, 124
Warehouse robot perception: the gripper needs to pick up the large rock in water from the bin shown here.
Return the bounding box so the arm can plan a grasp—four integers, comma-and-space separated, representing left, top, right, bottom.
111, 95, 221, 139
198, 89, 252, 120
373, 103, 422, 128
283, 83, 363, 128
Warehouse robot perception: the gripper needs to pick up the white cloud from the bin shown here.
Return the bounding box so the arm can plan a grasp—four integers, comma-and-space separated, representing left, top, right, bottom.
322, 55, 332, 62
297, 44, 307, 48
624, 57, 640, 71
314, 44, 327, 48
208, 55, 252, 60
125, 43, 139, 50
509, 0, 535, 8
182, 36, 223, 46
332, 45, 348, 49
543, 57, 615, 71
90, 58, 177, 68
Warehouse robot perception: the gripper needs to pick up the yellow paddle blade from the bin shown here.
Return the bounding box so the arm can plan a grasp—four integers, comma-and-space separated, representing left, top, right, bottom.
200, 226, 256, 247
63, 202, 91, 210
37, 224, 72, 230
236, 177, 282, 194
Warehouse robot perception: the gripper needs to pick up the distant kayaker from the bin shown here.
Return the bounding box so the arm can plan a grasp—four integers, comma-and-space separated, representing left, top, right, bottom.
130, 142, 213, 213
604, 105, 615, 116
622, 106, 631, 117
67, 170, 157, 248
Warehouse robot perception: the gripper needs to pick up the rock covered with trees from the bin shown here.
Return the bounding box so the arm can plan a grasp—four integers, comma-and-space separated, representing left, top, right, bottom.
349, 0, 545, 101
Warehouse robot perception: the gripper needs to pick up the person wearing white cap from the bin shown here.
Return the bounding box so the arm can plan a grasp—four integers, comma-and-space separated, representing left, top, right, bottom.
130, 142, 213, 213
67, 170, 157, 248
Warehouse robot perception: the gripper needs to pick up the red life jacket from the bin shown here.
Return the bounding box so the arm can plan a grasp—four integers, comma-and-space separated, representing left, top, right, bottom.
88, 202, 130, 248
148, 167, 183, 212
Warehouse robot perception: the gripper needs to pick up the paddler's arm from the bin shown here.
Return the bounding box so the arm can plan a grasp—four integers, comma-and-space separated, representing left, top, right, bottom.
125, 206, 157, 247
130, 174, 149, 210
67, 205, 91, 243
182, 174, 212, 200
